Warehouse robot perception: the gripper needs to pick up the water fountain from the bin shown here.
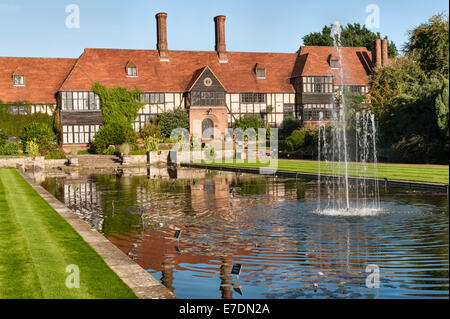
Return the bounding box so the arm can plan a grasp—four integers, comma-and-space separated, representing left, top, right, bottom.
316, 22, 381, 215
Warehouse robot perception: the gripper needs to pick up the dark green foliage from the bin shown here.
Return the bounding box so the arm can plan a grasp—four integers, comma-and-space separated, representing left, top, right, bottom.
0, 130, 7, 146
0, 142, 20, 155
22, 122, 56, 149
233, 115, 265, 132
92, 121, 136, 154
285, 129, 307, 152
369, 13, 449, 164
92, 83, 144, 126
91, 83, 143, 153
302, 23, 398, 58
0, 102, 55, 139
284, 128, 319, 156
156, 108, 189, 138
139, 118, 161, 139
404, 13, 449, 77
435, 79, 449, 145
279, 116, 302, 141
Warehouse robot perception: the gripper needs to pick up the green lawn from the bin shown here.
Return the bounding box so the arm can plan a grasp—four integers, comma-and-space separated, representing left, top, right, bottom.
203, 159, 449, 184
0, 169, 137, 299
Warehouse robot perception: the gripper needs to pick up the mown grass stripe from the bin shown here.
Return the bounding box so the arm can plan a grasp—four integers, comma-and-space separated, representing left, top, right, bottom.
0, 169, 137, 299
204, 159, 449, 184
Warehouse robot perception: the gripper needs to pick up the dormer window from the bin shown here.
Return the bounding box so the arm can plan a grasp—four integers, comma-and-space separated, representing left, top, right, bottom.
256, 68, 266, 78
255, 63, 266, 79
13, 75, 25, 86
125, 60, 138, 77
330, 59, 339, 69
127, 66, 137, 77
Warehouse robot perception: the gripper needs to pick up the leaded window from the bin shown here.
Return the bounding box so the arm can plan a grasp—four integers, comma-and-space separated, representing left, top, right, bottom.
62, 124, 100, 144
240, 93, 266, 103
61, 91, 100, 111
140, 93, 165, 104
191, 91, 225, 106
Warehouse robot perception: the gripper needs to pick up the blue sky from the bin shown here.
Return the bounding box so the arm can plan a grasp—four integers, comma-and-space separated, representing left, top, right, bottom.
0, 0, 448, 58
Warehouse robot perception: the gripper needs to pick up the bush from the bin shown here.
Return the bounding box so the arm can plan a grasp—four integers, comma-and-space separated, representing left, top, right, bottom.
44, 149, 67, 159
25, 140, 40, 158
233, 115, 264, 132
0, 130, 7, 146
156, 108, 189, 138
92, 121, 137, 153
0, 142, 20, 155
285, 129, 308, 152
22, 122, 55, 149
144, 136, 159, 152
139, 119, 161, 140
0, 102, 55, 139
103, 145, 117, 155
279, 116, 301, 141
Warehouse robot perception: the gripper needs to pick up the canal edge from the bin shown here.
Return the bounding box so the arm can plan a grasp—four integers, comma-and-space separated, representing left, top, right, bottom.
17, 169, 177, 299
181, 163, 449, 192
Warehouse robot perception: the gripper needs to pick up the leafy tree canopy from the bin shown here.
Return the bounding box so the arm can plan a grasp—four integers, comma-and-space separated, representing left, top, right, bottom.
302, 23, 398, 58
403, 12, 449, 77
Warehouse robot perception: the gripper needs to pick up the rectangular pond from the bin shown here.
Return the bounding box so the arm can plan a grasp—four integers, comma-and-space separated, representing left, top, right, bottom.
39, 167, 449, 299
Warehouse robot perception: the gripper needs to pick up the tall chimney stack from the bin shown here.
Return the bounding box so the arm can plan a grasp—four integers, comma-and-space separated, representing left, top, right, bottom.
381, 38, 389, 66
156, 12, 169, 61
372, 39, 382, 68
214, 15, 228, 63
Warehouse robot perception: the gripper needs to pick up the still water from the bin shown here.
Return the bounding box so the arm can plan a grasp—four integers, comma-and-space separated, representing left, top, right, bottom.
40, 168, 448, 299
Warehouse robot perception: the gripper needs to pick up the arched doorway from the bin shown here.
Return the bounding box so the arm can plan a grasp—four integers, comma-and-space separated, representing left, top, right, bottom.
202, 118, 214, 139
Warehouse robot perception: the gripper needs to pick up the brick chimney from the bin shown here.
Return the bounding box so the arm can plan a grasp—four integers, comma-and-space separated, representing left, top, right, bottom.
381, 38, 389, 66
156, 12, 169, 61
371, 39, 382, 68
214, 15, 228, 63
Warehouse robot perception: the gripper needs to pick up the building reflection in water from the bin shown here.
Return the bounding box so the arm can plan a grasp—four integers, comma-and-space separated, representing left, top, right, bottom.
62, 179, 104, 232
39, 166, 449, 299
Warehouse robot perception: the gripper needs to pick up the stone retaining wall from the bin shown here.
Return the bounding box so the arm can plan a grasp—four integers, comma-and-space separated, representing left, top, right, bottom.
0, 156, 67, 169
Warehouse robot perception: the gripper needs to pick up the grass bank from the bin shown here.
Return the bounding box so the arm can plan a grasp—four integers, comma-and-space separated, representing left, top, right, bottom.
202, 159, 449, 184
0, 168, 137, 299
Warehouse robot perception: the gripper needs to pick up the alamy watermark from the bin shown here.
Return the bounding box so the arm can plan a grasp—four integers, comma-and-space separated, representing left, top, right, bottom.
365, 264, 380, 288
65, 4, 80, 29
365, 4, 380, 29
169, 126, 279, 174
65, 264, 80, 288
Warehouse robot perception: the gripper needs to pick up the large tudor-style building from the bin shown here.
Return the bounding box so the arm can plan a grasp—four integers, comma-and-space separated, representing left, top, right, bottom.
0, 13, 391, 151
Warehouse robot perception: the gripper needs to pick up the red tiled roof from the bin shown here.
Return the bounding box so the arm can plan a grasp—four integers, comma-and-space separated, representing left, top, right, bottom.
293, 46, 373, 85
0, 57, 77, 103
60, 49, 299, 93
1, 46, 374, 104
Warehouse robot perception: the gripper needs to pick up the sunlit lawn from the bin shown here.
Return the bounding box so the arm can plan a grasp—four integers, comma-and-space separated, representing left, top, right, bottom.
203, 158, 449, 184
0, 169, 137, 299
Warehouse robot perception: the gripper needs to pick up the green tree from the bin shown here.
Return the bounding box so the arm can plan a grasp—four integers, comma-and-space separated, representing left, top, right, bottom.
435, 79, 449, 148
233, 115, 265, 132
303, 23, 398, 57
279, 116, 302, 141
404, 12, 449, 77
